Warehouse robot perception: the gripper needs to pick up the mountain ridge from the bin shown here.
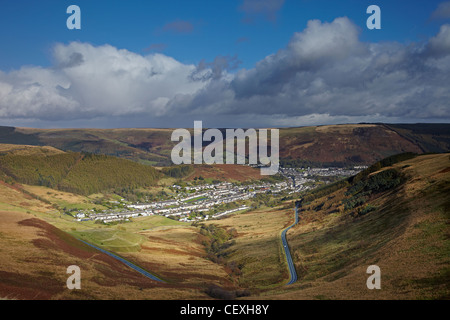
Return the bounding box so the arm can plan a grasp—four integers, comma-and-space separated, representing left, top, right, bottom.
1, 123, 449, 167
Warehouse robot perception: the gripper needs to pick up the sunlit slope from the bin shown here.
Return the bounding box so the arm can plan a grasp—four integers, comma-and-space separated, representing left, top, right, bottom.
263, 153, 449, 299
0, 182, 159, 300
0, 181, 225, 300
0, 144, 161, 195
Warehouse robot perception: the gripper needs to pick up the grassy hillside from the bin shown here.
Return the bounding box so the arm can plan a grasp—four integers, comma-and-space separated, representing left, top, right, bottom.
262, 152, 450, 299
204, 205, 294, 291
279, 124, 425, 166
0, 145, 161, 196
184, 164, 265, 182
0, 143, 64, 156
59, 153, 161, 195
0, 201, 209, 300
0, 178, 231, 299
15, 127, 175, 166
1, 124, 449, 167
192, 152, 449, 299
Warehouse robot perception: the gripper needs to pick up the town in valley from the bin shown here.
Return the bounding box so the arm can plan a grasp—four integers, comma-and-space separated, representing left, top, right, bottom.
72, 166, 366, 224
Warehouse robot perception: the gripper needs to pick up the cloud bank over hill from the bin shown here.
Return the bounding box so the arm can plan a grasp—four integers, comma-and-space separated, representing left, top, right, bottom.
0, 17, 449, 128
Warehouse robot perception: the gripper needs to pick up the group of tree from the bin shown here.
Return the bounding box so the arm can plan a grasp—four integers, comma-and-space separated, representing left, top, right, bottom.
0, 151, 161, 196
160, 165, 194, 178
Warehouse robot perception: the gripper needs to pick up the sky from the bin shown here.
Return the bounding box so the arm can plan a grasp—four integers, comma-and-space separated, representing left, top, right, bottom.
0, 0, 449, 128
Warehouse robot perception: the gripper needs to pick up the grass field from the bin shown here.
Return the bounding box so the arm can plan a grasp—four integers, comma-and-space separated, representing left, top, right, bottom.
71, 229, 146, 252
69, 215, 187, 252
121, 224, 234, 289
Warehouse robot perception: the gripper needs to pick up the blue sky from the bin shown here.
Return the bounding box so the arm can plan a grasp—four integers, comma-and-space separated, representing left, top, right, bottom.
0, 0, 449, 128
0, 0, 444, 70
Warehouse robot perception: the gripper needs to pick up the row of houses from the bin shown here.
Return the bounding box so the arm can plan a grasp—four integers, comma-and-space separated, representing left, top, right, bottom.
128, 199, 178, 210
80, 211, 152, 222
179, 205, 250, 222
79, 181, 279, 224
211, 205, 250, 219
174, 182, 233, 192
128, 183, 255, 214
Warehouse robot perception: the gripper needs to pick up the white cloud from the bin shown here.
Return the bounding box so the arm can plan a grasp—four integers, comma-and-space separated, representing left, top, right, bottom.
426, 24, 450, 57
0, 17, 449, 128
218, 17, 450, 123
0, 42, 208, 121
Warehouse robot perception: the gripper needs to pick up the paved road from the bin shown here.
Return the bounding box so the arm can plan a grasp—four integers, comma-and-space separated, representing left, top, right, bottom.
79, 239, 165, 283
281, 206, 299, 285
77, 206, 300, 286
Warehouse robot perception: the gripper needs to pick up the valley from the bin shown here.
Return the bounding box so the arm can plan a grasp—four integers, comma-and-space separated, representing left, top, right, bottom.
0, 124, 448, 300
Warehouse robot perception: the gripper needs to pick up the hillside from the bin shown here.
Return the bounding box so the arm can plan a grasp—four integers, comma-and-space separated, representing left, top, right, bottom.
260, 152, 450, 299
0, 209, 160, 299
0, 170, 246, 300
0, 145, 161, 196
0, 181, 214, 300
3, 127, 175, 166
0, 149, 448, 300
184, 164, 265, 182
0, 144, 64, 156
1, 124, 449, 167
159, 163, 265, 183
386, 123, 450, 153
278, 124, 425, 166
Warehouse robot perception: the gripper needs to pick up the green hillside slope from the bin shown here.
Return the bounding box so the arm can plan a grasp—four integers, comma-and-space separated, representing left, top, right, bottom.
0, 146, 161, 195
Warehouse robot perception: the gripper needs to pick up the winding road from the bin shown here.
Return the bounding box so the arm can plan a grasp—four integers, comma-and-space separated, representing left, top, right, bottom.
281, 205, 299, 285
76, 203, 301, 286
79, 239, 165, 283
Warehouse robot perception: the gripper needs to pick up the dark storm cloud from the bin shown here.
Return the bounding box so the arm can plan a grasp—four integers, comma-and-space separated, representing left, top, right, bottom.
190, 55, 242, 81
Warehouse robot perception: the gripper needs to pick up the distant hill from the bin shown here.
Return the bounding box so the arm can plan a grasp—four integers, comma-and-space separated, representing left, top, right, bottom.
0, 123, 449, 167
0, 145, 161, 195
0, 143, 64, 156
278, 123, 450, 166
8, 127, 175, 166
386, 123, 450, 153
